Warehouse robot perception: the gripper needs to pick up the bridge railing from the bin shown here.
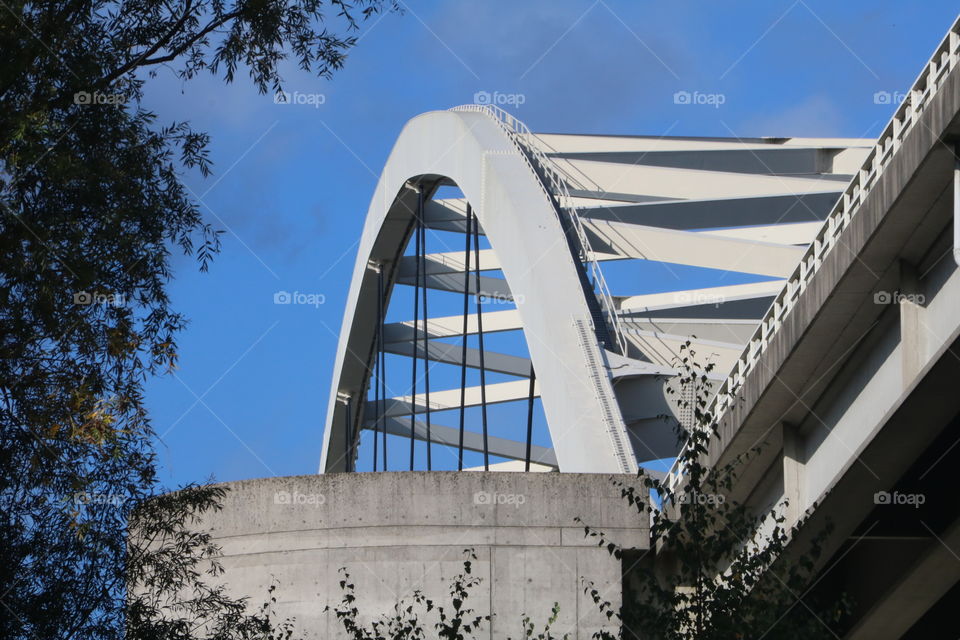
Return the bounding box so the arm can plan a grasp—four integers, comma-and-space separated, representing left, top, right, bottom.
450, 103, 628, 356
664, 16, 960, 493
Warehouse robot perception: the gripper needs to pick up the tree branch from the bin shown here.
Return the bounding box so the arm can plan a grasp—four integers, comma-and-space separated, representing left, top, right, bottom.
95, 0, 201, 88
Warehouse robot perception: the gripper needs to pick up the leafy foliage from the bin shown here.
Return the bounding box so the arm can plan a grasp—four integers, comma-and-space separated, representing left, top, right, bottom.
0, 0, 393, 637
328, 550, 621, 640
516, 602, 569, 640
327, 549, 491, 640
127, 485, 298, 640
579, 343, 848, 640
326, 344, 848, 639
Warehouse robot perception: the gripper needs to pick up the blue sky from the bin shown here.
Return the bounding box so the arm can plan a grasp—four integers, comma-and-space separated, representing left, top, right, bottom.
142, 0, 959, 487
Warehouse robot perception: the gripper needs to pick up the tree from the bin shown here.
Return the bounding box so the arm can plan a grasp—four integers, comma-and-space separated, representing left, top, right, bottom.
0, 1, 395, 637
580, 343, 848, 640
324, 344, 847, 640
327, 549, 491, 640
327, 549, 576, 640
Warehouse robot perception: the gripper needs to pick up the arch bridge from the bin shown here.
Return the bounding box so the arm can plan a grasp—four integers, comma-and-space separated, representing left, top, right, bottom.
319, 104, 871, 474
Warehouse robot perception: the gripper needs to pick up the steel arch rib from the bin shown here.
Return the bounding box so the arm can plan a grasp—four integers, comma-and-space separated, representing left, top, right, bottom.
319, 110, 635, 474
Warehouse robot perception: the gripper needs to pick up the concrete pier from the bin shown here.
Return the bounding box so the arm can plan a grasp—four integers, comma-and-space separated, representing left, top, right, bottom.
200, 472, 647, 639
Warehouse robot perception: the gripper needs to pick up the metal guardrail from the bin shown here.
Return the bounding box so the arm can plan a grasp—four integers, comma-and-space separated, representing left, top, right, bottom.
450, 103, 629, 356
573, 317, 637, 473
663, 16, 960, 492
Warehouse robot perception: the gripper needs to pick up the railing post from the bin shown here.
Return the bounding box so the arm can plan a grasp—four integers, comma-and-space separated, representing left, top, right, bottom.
954, 142, 960, 266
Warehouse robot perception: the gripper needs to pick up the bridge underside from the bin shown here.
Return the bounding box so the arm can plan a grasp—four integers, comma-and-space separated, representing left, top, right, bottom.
702, 18, 960, 637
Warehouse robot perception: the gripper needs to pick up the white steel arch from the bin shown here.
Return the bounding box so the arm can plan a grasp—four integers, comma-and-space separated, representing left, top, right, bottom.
319, 109, 636, 474
319, 106, 873, 475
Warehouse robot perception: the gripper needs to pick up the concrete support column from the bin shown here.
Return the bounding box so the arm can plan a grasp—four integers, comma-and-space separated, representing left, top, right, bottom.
953, 140, 960, 266
781, 422, 806, 526
899, 259, 927, 388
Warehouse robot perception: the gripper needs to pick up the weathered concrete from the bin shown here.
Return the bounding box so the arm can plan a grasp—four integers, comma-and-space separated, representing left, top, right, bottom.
699, 20, 960, 634
199, 472, 647, 639
711, 45, 960, 484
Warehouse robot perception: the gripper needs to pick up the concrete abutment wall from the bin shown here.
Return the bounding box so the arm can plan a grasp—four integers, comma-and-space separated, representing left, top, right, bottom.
199, 472, 647, 639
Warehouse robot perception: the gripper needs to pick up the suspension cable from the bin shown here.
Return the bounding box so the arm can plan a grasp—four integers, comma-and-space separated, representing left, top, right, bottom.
457, 204, 472, 470
374, 268, 383, 471
379, 269, 388, 471
473, 212, 489, 470
344, 397, 353, 472
420, 189, 432, 470
409, 201, 421, 471
525, 365, 536, 472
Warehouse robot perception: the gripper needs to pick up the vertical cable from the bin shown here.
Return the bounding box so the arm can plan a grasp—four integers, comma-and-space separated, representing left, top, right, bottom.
473, 213, 489, 470
344, 398, 353, 473
420, 190, 432, 470
525, 365, 536, 472
409, 202, 421, 471
374, 269, 383, 471
379, 270, 388, 471
457, 204, 472, 470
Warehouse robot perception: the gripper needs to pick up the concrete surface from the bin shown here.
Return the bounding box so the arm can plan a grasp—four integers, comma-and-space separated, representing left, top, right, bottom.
196, 472, 647, 639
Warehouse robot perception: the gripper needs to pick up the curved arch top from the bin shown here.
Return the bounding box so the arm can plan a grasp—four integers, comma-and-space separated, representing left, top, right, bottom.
319, 106, 874, 476
319, 109, 636, 474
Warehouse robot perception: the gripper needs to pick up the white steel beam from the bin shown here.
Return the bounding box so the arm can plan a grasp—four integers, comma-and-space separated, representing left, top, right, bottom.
398, 249, 500, 276
624, 329, 746, 370
701, 221, 822, 245
383, 309, 523, 343
576, 192, 844, 229
396, 272, 513, 299
383, 340, 531, 378
374, 416, 558, 467
529, 133, 871, 154
553, 158, 856, 200
365, 379, 540, 421
618, 280, 785, 313
583, 219, 804, 276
